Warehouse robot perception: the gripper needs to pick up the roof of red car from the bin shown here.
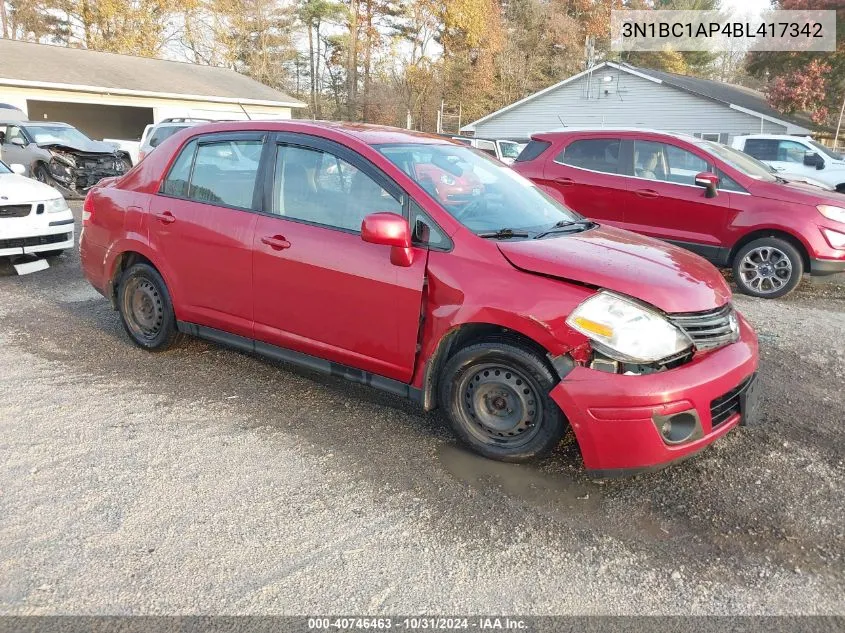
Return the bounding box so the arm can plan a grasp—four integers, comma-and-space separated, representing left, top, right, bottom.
186, 119, 453, 146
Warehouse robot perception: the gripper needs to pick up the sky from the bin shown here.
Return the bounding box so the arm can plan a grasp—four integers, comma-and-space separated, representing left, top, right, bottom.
719, 0, 775, 19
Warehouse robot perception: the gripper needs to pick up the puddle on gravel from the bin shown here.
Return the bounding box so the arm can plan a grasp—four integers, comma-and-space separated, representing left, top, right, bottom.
436, 443, 603, 513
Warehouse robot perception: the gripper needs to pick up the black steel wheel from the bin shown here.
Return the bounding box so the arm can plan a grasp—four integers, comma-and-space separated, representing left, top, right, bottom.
34, 163, 53, 185
117, 262, 183, 351
438, 339, 567, 462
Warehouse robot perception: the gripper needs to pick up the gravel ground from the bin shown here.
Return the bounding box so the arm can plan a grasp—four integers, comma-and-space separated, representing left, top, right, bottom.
0, 202, 843, 615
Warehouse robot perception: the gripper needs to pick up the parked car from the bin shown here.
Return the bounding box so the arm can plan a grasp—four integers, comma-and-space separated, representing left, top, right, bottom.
138, 119, 210, 163
450, 136, 524, 164
0, 160, 74, 258
731, 134, 845, 193
0, 120, 130, 198
80, 121, 759, 476
513, 128, 845, 298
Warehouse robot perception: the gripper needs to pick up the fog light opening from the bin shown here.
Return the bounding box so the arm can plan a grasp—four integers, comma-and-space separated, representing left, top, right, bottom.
658, 411, 698, 444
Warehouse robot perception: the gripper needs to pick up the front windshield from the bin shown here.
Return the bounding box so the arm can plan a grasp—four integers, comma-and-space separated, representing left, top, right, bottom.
808, 139, 843, 161
24, 125, 92, 146
697, 141, 777, 181
0, 161, 10, 174
377, 143, 582, 235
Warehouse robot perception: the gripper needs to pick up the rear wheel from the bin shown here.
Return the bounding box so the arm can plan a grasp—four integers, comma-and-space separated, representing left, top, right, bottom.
117, 262, 183, 351
732, 237, 803, 299
438, 340, 566, 462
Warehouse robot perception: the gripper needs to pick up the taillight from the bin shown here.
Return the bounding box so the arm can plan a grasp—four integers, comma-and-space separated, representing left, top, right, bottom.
82, 193, 95, 224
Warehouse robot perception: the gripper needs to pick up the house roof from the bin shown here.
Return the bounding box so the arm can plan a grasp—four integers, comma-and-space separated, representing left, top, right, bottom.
0, 39, 306, 108
463, 61, 813, 134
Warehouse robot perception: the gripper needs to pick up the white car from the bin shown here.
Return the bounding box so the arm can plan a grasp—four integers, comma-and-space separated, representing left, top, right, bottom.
731, 135, 845, 192
0, 161, 74, 258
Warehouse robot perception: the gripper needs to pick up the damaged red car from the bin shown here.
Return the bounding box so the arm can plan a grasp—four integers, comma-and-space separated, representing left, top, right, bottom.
80, 121, 760, 476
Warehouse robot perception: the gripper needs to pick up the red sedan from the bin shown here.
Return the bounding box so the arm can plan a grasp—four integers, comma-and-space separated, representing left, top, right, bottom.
80, 121, 759, 476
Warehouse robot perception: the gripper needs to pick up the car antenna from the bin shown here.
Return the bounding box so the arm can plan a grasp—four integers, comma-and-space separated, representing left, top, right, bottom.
238, 103, 252, 121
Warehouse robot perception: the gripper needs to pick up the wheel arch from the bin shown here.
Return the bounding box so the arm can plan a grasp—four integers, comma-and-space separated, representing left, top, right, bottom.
418, 321, 560, 412
106, 245, 174, 310
728, 228, 811, 271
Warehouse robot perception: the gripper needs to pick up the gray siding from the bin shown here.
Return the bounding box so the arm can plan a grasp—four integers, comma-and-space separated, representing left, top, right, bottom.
471, 69, 787, 141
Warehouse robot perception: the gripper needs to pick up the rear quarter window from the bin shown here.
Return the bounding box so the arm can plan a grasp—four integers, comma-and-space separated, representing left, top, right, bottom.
557, 138, 622, 174
514, 140, 551, 162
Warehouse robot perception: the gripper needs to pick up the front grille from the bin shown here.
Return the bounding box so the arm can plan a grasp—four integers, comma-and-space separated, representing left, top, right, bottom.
710, 374, 755, 428
0, 204, 32, 218
0, 232, 71, 249
669, 303, 739, 352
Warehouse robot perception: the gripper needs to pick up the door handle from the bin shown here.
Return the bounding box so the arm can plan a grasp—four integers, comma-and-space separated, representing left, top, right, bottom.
261, 235, 292, 251
556, 177, 575, 186
635, 189, 660, 199
153, 211, 176, 224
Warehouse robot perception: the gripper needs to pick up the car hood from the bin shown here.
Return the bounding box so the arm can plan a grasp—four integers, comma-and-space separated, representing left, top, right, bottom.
751, 177, 845, 205
0, 172, 63, 203
497, 225, 731, 314
38, 139, 119, 154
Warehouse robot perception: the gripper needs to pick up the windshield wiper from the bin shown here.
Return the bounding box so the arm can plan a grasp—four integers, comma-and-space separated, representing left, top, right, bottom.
533, 219, 594, 239
477, 228, 531, 239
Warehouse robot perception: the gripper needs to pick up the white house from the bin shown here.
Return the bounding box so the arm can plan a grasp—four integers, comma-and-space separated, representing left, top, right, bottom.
462, 61, 813, 143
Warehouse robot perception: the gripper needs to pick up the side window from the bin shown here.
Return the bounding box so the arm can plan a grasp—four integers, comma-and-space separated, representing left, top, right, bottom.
717, 170, 746, 193
558, 138, 621, 174
272, 144, 401, 232
7, 126, 25, 145
161, 139, 197, 198
777, 140, 809, 163
189, 139, 263, 208
411, 201, 451, 250
664, 144, 710, 185
742, 139, 778, 161
634, 141, 709, 186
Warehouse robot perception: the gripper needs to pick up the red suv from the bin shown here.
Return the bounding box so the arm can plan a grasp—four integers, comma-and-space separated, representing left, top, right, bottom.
513, 129, 845, 298
80, 121, 759, 476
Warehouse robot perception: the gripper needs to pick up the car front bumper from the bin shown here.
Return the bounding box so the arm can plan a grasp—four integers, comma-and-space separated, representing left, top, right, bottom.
0, 211, 75, 257
550, 315, 759, 476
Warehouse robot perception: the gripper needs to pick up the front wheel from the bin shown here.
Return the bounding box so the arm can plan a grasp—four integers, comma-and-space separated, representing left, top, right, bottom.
117, 262, 183, 351
34, 163, 53, 186
732, 237, 804, 299
438, 340, 567, 462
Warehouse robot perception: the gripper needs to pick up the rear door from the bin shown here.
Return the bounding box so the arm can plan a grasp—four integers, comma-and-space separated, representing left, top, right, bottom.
251, 133, 427, 383
149, 132, 265, 338
622, 139, 732, 259
543, 137, 629, 225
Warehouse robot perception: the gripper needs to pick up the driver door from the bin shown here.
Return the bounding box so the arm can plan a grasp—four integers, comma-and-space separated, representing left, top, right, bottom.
252, 134, 427, 383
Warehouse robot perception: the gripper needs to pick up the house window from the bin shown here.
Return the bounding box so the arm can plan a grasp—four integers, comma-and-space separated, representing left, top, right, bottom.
700, 133, 721, 142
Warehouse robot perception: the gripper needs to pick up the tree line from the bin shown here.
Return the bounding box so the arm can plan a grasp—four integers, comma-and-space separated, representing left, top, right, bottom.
1, 0, 842, 133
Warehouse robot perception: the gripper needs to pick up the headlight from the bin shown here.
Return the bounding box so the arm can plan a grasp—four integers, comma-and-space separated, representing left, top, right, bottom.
566, 291, 692, 364
818, 205, 845, 224
44, 197, 69, 213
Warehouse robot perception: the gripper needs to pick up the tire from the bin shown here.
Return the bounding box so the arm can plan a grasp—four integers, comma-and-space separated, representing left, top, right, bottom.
438, 339, 567, 462
732, 237, 804, 299
117, 262, 183, 351
34, 163, 54, 186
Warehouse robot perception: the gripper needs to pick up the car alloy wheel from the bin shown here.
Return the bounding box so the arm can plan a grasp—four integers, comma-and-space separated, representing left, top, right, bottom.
738, 245, 793, 295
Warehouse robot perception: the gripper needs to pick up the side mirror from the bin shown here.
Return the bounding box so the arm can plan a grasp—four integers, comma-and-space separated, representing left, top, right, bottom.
694, 172, 720, 198
10, 163, 26, 175
803, 151, 824, 170
361, 212, 414, 267
10, 137, 26, 147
